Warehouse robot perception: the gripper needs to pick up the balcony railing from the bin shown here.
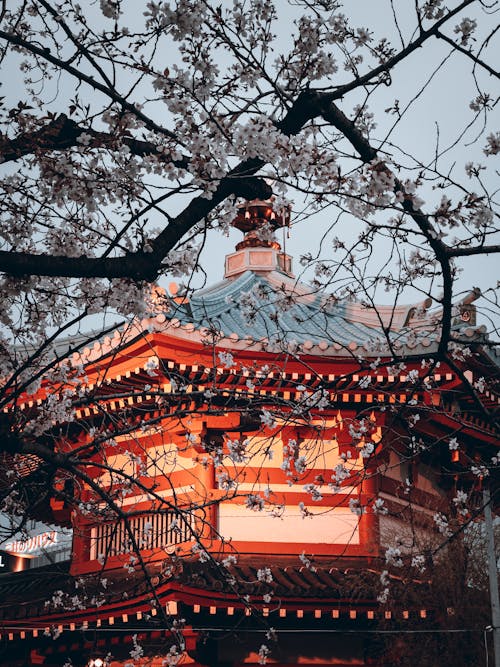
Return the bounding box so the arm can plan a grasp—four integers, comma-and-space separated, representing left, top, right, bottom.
90, 511, 193, 560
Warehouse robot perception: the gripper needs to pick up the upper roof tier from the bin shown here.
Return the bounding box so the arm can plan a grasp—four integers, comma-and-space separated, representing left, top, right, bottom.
170, 268, 483, 357
53, 200, 491, 366
159, 198, 483, 355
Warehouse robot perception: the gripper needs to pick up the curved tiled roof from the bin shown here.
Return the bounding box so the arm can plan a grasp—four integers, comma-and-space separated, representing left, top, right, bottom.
167, 269, 483, 358
0, 555, 417, 622
188, 271, 376, 346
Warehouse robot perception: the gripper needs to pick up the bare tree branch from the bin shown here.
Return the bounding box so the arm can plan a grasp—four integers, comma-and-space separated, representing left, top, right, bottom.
436, 28, 500, 79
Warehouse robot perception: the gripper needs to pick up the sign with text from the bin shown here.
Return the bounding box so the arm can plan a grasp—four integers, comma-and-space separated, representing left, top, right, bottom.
4, 530, 59, 554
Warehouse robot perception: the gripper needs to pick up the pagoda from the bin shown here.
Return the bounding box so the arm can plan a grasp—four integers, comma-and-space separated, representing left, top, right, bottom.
0, 200, 498, 666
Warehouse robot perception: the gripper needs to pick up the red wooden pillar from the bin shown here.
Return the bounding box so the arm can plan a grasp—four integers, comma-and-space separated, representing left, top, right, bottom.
358, 466, 380, 557
188, 422, 217, 542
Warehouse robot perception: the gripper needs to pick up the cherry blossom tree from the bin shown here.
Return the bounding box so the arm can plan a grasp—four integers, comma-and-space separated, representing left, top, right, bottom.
0, 0, 499, 665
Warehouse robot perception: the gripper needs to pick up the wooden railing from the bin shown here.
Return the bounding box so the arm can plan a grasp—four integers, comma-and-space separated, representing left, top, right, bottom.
90, 511, 193, 560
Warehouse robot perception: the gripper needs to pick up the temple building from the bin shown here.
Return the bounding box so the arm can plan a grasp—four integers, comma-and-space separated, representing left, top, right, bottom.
0, 200, 498, 666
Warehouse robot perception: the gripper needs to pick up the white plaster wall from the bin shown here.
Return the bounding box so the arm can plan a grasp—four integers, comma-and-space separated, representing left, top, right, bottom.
218, 504, 360, 544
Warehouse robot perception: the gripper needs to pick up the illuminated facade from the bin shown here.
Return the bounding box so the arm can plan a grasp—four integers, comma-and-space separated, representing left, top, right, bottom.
0, 201, 498, 666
